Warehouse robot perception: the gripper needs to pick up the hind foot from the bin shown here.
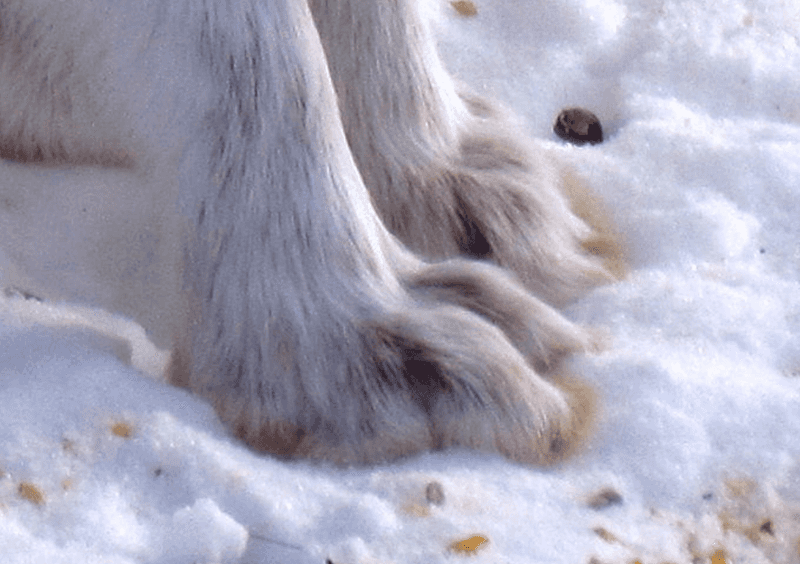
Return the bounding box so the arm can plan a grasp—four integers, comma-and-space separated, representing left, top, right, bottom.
368, 93, 625, 306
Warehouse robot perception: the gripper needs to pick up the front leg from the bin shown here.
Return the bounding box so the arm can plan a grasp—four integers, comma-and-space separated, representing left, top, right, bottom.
172, 0, 593, 465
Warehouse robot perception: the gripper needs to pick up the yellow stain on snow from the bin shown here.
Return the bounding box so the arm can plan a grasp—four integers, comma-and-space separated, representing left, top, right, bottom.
711, 548, 728, 564
450, 535, 488, 553
451, 1, 478, 18
111, 421, 134, 439
18, 482, 45, 505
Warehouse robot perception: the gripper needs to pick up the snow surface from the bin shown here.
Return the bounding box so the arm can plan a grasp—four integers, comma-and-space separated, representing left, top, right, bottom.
3, 0, 800, 562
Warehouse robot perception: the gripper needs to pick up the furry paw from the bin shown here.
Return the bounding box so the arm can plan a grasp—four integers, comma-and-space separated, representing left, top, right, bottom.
407, 259, 600, 372
170, 258, 599, 466
362, 93, 625, 306
293, 304, 594, 466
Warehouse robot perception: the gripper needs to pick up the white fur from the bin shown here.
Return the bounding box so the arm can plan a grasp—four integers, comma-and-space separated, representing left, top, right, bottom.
0, 0, 617, 465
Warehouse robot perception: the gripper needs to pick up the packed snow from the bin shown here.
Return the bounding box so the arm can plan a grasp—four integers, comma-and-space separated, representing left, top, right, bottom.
3, 0, 800, 562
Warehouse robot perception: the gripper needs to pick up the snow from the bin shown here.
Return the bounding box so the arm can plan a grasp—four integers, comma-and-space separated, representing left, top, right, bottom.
3, 0, 800, 562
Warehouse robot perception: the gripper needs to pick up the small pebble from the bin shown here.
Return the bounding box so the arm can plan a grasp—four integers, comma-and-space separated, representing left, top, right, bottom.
425, 481, 445, 506
592, 527, 621, 544
554, 107, 603, 145
759, 519, 774, 536
587, 487, 623, 509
